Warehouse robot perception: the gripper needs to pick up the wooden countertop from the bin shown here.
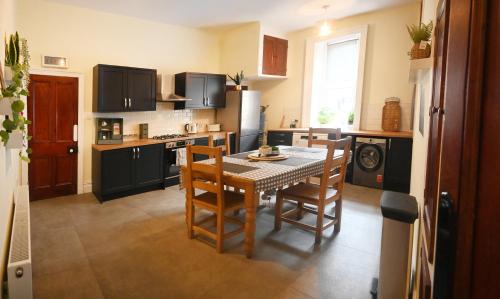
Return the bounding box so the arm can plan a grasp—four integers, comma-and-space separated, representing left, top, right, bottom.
268, 128, 413, 139
92, 131, 234, 151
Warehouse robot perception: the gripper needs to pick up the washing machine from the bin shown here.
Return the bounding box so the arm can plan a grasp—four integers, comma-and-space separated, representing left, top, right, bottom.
353, 137, 387, 189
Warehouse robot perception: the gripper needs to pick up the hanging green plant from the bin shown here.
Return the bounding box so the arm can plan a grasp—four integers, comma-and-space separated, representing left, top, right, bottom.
1, 32, 31, 162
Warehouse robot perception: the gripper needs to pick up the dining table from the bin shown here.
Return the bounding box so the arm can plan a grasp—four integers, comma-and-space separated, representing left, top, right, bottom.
185, 145, 349, 258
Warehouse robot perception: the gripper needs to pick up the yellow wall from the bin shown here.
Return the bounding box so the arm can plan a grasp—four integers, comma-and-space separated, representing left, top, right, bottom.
0, 0, 19, 295
219, 22, 261, 78
254, 3, 421, 131
411, 0, 438, 290
16, 0, 222, 187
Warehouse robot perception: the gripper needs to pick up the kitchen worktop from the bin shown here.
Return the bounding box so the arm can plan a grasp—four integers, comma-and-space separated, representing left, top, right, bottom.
92, 131, 234, 151
268, 128, 413, 139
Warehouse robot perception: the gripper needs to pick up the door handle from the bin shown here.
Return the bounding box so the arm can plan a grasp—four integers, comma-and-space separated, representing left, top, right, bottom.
128, 98, 132, 108
73, 124, 78, 142
124, 98, 127, 108
133, 147, 136, 159
137, 147, 140, 159
67, 146, 78, 155
206, 97, 210, 106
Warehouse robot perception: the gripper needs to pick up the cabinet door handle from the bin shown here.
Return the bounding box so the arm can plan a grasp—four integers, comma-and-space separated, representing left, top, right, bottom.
124, 98, 127, 108
128, 98, 132, 108
132, 148, 136, 159
137, 147, 140, 159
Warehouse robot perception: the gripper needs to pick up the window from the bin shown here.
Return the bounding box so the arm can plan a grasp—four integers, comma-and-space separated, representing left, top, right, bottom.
302, 26, 367, 129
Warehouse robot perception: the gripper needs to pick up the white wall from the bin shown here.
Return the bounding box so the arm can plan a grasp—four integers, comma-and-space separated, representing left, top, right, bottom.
16, 0, 222, 188
254, 3, 421, 131
0, 0, 19, 296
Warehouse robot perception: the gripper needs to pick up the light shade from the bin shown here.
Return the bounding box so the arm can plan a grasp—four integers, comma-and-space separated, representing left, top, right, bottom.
319, 20, 332, 36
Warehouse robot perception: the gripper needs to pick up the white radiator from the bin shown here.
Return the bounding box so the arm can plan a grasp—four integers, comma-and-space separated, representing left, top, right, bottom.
6, 186, 32, 299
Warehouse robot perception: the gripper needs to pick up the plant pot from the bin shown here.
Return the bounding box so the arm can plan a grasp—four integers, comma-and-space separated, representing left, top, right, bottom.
410, 42, 431, 60
0, 97, 14, 116
4, 66, 13, 86
235, 85, 242, 91
5, 130, 24, 149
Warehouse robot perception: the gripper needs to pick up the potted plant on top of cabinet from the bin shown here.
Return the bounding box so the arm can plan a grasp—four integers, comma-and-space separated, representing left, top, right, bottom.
407, 21, 433, 60
228, 71, 245, 90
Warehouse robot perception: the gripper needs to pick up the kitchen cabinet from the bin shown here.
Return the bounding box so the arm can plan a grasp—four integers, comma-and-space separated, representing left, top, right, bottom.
93, 64, 156, 112
384, 138, 413, 193
193, 137, 209, 161
174, 72, 226, 109
92, 143, 164, 201
267, 131, 293, 146
262, 35, 288, 76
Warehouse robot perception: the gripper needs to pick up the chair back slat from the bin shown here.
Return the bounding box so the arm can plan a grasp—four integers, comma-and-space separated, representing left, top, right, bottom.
208, 132, 231, 156
308, 127, 342, 147
315, 137, 352, 200
186, 145, 225, 208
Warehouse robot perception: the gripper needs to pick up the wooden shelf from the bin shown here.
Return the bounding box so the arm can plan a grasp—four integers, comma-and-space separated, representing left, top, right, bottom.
409, 57, 433, 83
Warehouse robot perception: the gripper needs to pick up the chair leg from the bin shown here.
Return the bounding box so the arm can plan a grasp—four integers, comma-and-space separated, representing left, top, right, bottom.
274, 190, 284, 231
315, 204, 325, 244
216, 210, 224, 253
334, 198, 342, 233
297, 202, 304, 220
186, 200, 194, 239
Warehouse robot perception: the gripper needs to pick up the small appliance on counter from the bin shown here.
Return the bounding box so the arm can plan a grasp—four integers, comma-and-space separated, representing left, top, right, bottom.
139, 123, 149, 139
96, 118, 123, 144
207, 124, 221, 132
185, 123, 198, 134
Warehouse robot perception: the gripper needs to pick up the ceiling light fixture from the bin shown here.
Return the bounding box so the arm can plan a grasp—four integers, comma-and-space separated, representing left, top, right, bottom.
319, 5, 332, 36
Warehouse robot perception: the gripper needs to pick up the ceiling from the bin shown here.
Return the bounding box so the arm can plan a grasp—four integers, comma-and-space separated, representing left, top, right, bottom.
46, 0, 418, 33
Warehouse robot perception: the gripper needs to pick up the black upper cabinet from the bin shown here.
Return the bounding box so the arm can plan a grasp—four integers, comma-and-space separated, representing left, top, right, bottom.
93, 64, 156, 112
174, 72, 226, 109
384, 138, 413, 193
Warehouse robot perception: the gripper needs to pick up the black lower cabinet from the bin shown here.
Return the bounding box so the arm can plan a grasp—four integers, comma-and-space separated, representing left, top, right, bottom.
194, 137, 209, 161
92, 143, 164, 202
384, 138, 413, 193
268, 131, 293, 146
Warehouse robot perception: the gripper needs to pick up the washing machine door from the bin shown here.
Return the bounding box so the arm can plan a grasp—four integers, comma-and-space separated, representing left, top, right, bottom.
356, 143, 384, 172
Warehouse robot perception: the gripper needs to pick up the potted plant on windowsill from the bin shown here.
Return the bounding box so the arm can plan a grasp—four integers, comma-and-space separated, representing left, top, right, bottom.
1, 32, 32, 161
228, 70, 244, 90
407, 21, 433, 60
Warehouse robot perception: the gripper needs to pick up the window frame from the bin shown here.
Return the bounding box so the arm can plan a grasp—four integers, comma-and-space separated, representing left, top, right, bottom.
301, 25, 368, 130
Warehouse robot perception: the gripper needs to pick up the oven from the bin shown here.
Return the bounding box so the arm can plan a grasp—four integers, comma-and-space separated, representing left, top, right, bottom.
164, 139, 195, 187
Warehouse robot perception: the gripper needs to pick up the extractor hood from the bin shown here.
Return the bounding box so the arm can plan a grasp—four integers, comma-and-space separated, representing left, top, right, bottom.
156, 74, 192, 102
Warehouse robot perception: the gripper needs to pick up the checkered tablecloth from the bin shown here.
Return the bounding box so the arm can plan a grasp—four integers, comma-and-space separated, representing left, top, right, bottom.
198, 146, 348, 192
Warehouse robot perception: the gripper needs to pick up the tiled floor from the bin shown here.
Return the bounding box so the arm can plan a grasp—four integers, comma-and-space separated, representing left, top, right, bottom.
30, 183, 383, 299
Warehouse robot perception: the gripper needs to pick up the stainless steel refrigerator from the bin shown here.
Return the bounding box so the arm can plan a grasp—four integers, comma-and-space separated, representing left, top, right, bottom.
217, 90, 261, 153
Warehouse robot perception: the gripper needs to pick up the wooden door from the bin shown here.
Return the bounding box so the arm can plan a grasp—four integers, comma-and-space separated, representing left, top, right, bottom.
423, 0, 448, 263
205, 74, 226, 108
135, 144, 164, 188
94, 65, 127, 112
127, 68, 156, 111
262, 35, 275, 75
273, 37, 288, 76
28, 75, 78, 200
101, 147, 135, 194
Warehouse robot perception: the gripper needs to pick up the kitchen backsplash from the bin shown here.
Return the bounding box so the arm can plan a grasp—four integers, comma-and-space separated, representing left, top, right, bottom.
89, 103, 216, 140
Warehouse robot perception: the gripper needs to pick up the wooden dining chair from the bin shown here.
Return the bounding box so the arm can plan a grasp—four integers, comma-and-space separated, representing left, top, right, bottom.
208, 132, 231, 156
274, 137, 352, 244
185, 144, 245, 253
308, 127, 342, 147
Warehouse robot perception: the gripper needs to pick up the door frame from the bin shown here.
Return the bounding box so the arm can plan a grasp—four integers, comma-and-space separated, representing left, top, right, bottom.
21, 68, 85, 194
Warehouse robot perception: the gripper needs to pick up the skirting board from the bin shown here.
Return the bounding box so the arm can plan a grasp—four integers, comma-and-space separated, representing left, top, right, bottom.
83, 183, 93, 194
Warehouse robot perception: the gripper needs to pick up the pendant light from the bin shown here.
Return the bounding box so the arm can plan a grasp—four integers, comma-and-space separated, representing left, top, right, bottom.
319, 5, 332, 36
